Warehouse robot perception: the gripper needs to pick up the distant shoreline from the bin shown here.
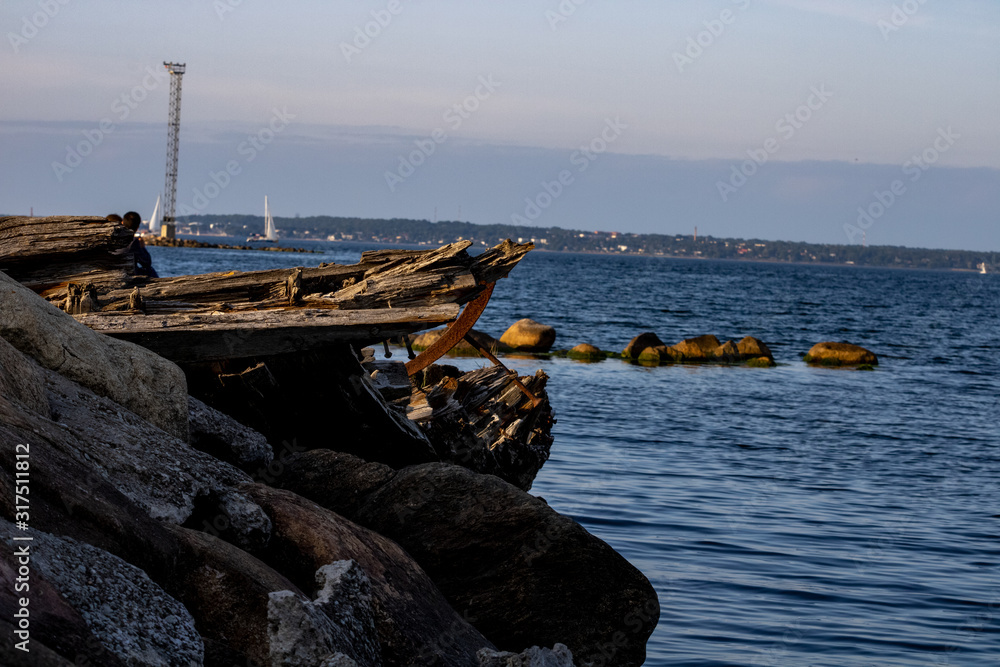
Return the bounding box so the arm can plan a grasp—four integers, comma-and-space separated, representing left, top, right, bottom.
159, 233, 992, 274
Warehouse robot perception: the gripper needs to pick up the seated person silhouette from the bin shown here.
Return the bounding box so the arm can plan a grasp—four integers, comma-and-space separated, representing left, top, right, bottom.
121, 211, 158, 278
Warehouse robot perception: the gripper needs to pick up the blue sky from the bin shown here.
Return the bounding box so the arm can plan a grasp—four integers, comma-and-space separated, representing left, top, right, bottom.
2, 1, 998, 250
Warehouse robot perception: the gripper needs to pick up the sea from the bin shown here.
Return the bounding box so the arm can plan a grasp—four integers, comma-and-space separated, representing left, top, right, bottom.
150, 240, 1000, 666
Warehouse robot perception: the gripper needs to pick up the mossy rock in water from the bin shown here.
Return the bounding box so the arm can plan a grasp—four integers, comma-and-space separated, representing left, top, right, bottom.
857, 364, 875, 371
567, 343, 604, 362
745, 356, 775, 368
804, 342, 878, 366
636, 345, 675, 366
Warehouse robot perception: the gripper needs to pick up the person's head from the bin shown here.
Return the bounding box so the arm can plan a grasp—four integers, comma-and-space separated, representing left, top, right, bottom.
122, 211, 141, 233
106, 213, 122, 223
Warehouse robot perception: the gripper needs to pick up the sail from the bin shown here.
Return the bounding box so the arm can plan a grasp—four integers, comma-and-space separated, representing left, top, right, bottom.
148, 195, 162, 235
264, 196, 278, 241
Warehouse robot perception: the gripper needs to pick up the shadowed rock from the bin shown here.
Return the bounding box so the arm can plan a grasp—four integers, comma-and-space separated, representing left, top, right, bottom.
352, 464, 658, 667
189, 395, 274, 472
1, 519, 203, 667
478, 644, 576, 667
268, 560, 381, 667
244, 483, 492, 667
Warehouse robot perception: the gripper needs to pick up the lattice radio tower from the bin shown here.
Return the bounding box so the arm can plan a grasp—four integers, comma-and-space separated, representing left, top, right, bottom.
162, 62, 186, 235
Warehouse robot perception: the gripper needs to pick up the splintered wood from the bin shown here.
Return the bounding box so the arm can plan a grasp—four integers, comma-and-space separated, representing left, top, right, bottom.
0, 215, 533, 364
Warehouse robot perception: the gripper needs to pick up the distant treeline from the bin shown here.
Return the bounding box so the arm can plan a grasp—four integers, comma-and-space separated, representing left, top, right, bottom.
177, 214, 997, 271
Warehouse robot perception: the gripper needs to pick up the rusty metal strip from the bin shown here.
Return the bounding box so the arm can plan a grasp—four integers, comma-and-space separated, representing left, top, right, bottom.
460, 332, 543, 408
404, 282, 496, 376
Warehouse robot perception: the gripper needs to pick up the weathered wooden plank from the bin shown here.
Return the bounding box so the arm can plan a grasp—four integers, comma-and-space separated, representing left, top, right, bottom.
73, 303, 461, 363
0, 216, 133, 262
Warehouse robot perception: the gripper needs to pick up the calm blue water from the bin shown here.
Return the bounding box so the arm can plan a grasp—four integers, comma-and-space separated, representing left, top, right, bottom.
151, 241, 1000, 666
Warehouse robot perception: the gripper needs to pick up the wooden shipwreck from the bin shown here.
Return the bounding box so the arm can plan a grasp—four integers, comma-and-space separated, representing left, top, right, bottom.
0, 215, 554, 489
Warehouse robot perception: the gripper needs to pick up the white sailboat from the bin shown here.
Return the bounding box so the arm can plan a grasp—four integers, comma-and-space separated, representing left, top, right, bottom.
247, 196, 279, 243
978, 262, 987, 274
146, 194, 162, 236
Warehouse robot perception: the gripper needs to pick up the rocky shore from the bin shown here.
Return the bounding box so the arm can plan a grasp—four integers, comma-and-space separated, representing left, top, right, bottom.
0, 269, 659, 665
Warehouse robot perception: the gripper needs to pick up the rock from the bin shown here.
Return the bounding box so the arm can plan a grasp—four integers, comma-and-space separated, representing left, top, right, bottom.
737, 336, 774, 362
269, 449, 398, 519
621, 332, 665, 360
500, 319, 556, 352
0, 270, 189, 440
636, 345, 672, 365
268, 560, 381, 667
745, 356, 775, 368
0, 620, 78, 667
352, 464, 658, 667
714, 339, 740, 363
566, 343, 603, 361
38, 354, 262, 532
244, 483, 492, 667
0, 542, 129, 667
669, 334, 721, 361
0, 334, 49, 416
164, 524, 306, 667
188, 395, 274, 472
3, 519, 204, 667
478, 644, 576, 667
412, 328, 508, 356
804, 342, 878, 366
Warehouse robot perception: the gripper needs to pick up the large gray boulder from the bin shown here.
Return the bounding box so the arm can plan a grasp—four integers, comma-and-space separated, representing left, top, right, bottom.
0, 333, 49, 415
1, 519, 204, 667
0, 270, 188, 440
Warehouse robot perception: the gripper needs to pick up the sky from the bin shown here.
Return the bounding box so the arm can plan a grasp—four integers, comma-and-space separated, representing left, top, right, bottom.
1, 0, 998, 250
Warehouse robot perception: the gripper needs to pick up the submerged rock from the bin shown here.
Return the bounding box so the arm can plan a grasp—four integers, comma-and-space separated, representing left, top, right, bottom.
500, 319, 556, 352
566, 343, 603, 361
804, 341, 878, 366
